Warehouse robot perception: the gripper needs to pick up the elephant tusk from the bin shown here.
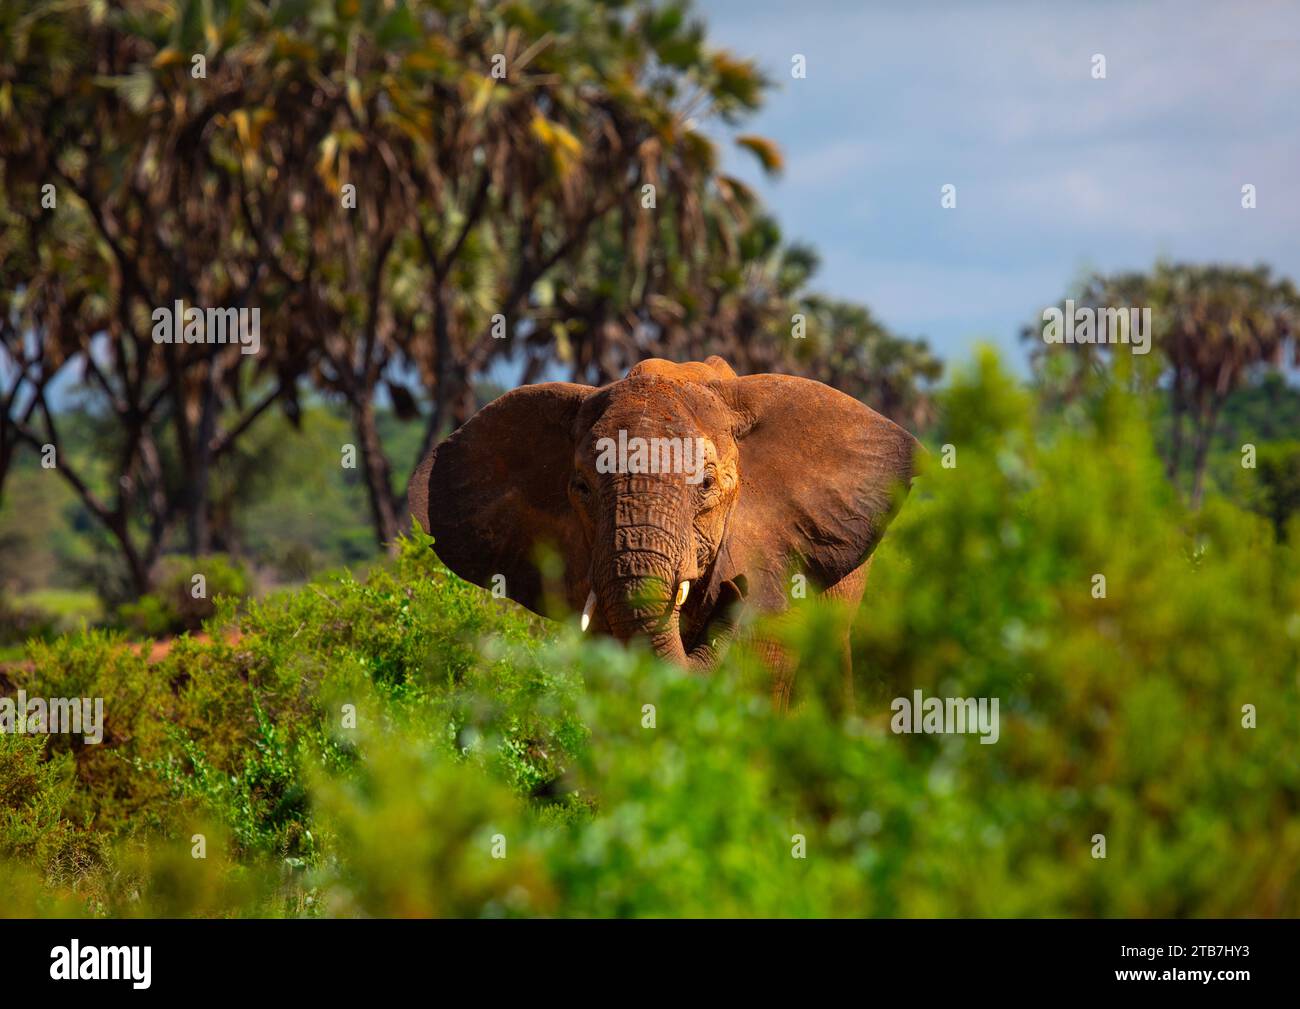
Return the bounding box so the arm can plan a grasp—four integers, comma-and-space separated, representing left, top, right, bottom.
581, 590, 597, 632
675, 580, 690, 607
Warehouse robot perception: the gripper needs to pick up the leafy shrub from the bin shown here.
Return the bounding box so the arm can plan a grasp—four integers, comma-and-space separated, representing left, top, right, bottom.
2, 351, 1298, 917
0, 588, 103, 646
0, 731, 76, 867
1254, 440, 1300, 541
0, 594, 58, 646
116, 553, 250, 636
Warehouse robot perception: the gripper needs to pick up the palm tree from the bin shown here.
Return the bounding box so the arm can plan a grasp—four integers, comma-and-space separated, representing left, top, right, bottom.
1164, 264, 1300, 506
1030, 263, 1300, 507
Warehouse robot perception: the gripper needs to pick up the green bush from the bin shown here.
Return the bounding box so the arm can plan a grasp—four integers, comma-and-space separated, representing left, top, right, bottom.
116, 553, 250, 636
1, 350, 1298, 917
1255, 440, 1300, 541
0, 595, 58, 646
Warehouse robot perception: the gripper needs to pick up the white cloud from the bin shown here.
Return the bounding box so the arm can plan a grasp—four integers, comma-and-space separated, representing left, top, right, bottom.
701, 0, 1300, 366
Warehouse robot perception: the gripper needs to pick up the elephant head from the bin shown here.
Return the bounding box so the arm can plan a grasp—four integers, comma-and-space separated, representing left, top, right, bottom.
408, 357, 920, 669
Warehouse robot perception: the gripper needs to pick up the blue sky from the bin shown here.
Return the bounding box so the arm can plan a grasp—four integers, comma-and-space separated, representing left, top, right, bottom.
700, 0, 1300, 371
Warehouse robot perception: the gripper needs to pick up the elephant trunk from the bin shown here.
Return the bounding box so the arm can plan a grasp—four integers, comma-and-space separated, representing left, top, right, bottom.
596, 550, 735, 672
646, 606, 730, 671
593, 484, 719, 669
595, 527, 717, 670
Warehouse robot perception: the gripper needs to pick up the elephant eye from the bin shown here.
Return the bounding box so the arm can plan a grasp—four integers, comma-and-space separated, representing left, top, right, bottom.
572, 475, 592, 499
700, 473, 715, 491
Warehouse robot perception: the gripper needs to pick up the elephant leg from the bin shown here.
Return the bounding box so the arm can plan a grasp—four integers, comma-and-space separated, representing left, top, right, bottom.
757, 638, 797, 712
820, 557, 872, 712
752, 557, 872, 714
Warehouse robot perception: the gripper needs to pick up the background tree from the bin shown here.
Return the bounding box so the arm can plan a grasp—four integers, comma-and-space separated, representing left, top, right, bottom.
1025, 262, 1300, 507
789, 296, 942, 430
0, 0, 942, 596
192, 0, 788, 547
0, 0, 321, 588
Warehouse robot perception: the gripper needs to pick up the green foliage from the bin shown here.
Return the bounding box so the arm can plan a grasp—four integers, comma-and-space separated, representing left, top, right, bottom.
0, 595, 44, 649
219, 406, 421, 580
861, 351, 1300, 914
1027, 262, 1300, 506
116, 554, 250, 636
0, 462, 91, 595
0, 589, 103, 657
1250, 441, 1300, 542
2, 353, 1299, 917
0, 731, 76, 867
0, 402, 426, 607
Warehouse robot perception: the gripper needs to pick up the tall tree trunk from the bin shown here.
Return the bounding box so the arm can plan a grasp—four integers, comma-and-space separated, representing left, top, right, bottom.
189, 357, 225, 556
0, 435, 13, 508
106, 511, 153, 598
412, 280, 453, 480
1191, 358, 1238, 508
352, 394, 401, 550
1189, 398, 1224, 510
1166, 366, 1186, 485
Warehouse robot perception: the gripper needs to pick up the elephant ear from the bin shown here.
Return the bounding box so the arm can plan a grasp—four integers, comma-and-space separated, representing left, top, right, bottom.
407, 382, 595, 616
721, 374, 920, 609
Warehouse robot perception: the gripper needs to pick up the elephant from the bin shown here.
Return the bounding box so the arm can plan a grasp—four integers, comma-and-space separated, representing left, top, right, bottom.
407, 356, 920, 707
